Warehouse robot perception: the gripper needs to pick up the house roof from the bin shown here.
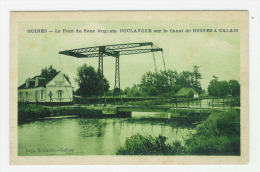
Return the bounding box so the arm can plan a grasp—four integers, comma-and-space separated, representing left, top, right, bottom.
174, 87, 198, 97
18, 72, 60, 90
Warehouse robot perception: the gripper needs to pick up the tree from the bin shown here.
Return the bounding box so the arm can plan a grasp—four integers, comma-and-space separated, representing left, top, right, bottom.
228, 80, 240, 96
75, 64, 110, 97
123, 87, 131, 95
41, 65, 71, 84
188, 91, 194, 98
41, 65, 57, 77
208, 77, 236, 97
127, 85, 141, 97
218, 81, 229, 96
192, 65, 203, 94
140, 67, 203, 97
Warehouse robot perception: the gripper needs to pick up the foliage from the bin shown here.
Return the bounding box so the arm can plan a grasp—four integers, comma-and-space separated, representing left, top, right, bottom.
228, 80, 240, 96
105, 88, 124, 97
106, 85, 145, 98
18, 105, 51, 124
52, 107, 101, 116
139, 65, 203, 97
116, 134, 183, 155
18, 105, 103, 124
125, 85, 144, 97
184, 110, 240, 155
208, 76, 240, 97
40, 65, 71, 84
188, 91, 194, 98
40, 65, 57, 77
123, 87, 131, 95
116, 110, 240, 156
75, 64, 110, 97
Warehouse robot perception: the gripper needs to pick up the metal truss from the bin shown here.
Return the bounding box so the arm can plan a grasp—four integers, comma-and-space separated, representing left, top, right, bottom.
113, 55, 122, 105
60, 48, 163, 58
59, 42, 153, 57
59, 42, 163, 106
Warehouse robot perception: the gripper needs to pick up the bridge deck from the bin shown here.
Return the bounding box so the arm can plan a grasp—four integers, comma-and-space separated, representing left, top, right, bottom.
117, 106, 233, 114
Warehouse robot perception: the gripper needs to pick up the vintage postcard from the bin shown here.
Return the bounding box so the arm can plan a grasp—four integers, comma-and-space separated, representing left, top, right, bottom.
10, 11, 248, 165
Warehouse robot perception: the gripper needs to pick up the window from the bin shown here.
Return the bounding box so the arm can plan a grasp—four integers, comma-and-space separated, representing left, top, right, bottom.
19, 92, 22, 101
41, 90, 44, 100
35, 91, 38, 101
58, 90, 62, 100
35, 78, 38, 87
26, 80, 29, 88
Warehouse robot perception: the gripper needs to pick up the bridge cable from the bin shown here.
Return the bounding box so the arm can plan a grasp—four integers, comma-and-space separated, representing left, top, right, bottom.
151, 45, 158, 73
154, 44, 167, 72
161, 51, 167, 72
154, 44, 170, 105
58, 53, 72, 102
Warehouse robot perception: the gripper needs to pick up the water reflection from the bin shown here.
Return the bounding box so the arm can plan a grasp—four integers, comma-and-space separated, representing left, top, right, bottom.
18, 112, 199, 156
132, 112, 170, 119
78, 119, 106, 137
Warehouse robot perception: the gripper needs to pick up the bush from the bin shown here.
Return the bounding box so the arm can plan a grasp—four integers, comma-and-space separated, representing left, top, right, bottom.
18, 105, 51, 124
116, 110, 240, 155
54, 108, 101, 116
116, 134, 183, 155
184, 110, 240, 155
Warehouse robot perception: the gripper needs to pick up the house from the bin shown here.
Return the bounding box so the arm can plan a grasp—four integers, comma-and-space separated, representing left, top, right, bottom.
18, 71, 73, 103
174, 87, 199, 98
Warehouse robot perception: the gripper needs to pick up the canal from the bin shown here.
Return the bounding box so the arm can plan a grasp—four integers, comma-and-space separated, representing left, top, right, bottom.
18, 112, 201, 156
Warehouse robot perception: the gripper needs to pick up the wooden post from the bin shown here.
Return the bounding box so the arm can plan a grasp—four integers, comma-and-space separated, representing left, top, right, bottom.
212, 99, 213, 109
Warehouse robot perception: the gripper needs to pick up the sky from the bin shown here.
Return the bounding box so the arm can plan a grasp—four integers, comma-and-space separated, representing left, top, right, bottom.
18, 20, 240, 91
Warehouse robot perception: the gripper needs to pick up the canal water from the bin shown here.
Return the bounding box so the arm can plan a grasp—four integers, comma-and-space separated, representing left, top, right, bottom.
18, 112, 199, 156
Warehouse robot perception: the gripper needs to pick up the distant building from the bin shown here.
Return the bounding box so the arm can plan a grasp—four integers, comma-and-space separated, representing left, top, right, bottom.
18, 72, 73, 103
174, 87, 199, 98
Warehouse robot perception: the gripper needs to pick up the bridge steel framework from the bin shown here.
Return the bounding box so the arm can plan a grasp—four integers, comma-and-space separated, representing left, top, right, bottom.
59, 42, 163, 105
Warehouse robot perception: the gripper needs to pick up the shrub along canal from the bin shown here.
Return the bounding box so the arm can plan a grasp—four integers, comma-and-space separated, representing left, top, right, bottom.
18, 112, 200, 156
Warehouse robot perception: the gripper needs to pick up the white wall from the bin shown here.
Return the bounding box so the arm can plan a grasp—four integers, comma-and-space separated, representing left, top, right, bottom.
194, 94, 199, 98
46, 72, 73, 102
18, 72, 73, 102
18, 87, 44, 102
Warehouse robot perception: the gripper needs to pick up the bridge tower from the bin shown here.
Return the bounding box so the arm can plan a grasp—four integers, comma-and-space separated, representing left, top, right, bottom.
113, 51, 123, 105
59, 42, 163, 106
98, 46, 106, 105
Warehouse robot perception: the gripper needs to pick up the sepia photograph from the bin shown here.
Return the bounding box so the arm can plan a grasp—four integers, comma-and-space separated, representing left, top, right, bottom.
10, 11, 249, 164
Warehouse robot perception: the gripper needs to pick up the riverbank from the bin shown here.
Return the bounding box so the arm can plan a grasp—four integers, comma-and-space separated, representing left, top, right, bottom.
116, 109, 240, 155
18, 105, 100, 124
18, 105, 131, 124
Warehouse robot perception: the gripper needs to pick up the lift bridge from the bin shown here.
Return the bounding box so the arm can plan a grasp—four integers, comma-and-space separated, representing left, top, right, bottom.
59, 42, 164, 105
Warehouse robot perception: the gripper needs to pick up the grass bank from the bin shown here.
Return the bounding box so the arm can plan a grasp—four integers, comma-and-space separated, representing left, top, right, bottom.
184, 109, 240, 155
18, 105, 102, 124
18, 105, 52, 124
116, 109, 240, 155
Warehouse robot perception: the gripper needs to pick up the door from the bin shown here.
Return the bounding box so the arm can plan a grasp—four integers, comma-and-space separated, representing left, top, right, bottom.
35, 91, 38, 102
